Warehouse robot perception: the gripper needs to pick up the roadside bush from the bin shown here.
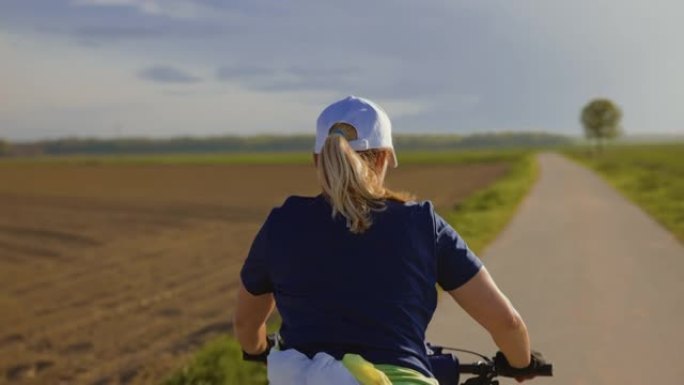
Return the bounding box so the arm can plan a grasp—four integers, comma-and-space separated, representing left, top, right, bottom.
162, 336, 267, 385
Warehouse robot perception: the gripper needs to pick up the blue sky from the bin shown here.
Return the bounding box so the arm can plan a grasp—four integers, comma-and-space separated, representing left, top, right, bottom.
1, 0, 683, 140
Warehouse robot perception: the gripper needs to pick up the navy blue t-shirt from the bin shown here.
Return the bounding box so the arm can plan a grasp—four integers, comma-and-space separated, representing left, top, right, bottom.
240, 195, 482, 377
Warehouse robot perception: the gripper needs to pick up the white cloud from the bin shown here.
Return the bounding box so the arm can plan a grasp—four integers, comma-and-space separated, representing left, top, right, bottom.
0, 32, 336, 140
379, 99, 432, 120
2, 1, 684, 139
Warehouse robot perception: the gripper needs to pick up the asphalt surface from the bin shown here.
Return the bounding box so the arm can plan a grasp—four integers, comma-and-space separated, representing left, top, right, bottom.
426, 153, 684, 385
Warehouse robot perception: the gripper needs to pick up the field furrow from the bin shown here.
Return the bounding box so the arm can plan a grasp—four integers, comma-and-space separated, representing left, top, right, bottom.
0, 162, 508, 385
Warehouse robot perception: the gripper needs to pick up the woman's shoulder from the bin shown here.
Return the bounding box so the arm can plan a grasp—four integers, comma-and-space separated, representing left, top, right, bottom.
282, 194, 323, 206
269, 195, 324, 214
382, 199, 438, 226
260, 195, 322, 227
386, 198, 435, 212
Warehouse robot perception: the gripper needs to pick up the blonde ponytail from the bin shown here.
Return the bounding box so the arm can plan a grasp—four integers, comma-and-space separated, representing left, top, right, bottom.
316, 126, 414, 234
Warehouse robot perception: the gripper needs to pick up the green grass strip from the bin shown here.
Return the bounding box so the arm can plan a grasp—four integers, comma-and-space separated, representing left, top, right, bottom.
563, 144, 684, 242
0, 149, 527, 166
0, 152, 312, 166
162, 318, 280, 385
161, 153, 539, 385
445, 153, 539, 254
163, 336, 268, 385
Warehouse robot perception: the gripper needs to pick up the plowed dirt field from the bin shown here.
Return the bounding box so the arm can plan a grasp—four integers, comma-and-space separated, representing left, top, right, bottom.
0, 162, 507, 385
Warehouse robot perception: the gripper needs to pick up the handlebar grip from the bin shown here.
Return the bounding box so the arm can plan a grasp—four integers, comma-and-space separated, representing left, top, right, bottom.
459, 361, 553, 377
242, 334, 277, 363
242, 350, 268, 363
457, 364, 483, 375
494, 351, 554, 378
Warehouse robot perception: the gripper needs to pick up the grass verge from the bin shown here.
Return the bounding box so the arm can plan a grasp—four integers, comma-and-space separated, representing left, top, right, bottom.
0, 149, 526, 166
163, 336, 268, 385
563, 144, 684, 242
162, 151, 539, 385
162, 318, 280, 385
445, 153, 539, 254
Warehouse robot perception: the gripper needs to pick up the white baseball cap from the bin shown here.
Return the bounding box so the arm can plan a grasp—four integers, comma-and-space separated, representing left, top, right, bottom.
315, 95, 398, 167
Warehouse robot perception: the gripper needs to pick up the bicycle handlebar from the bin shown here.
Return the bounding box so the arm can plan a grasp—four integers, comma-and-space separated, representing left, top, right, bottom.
242, 336, 553, 384
459, 361, 553, 377
428, 343, 552, 378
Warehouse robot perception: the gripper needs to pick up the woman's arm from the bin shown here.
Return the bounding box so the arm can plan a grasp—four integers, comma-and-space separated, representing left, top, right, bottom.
233, 283, 276, 355
447, 267, 531, 368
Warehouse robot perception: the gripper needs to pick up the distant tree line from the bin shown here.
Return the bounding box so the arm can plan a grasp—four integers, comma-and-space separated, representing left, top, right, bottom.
3, 132, 572, 157
394, 132, 572, 150
0, 139, 10, 156
14, 135, 314, 156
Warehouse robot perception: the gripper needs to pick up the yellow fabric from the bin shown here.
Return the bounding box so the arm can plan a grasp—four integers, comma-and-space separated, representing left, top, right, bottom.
341, 354, 439, 385
342, 354, 392, 385
373, 365, 440, 385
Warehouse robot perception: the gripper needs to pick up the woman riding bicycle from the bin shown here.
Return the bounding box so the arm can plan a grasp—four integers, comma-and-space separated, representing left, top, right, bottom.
235, 96, 541, 384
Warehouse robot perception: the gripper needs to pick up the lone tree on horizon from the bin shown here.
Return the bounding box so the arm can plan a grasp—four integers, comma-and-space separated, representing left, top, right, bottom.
581, 98, 622, 152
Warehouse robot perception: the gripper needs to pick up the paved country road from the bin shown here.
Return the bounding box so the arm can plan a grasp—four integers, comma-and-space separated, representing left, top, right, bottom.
427, 153, 684, 385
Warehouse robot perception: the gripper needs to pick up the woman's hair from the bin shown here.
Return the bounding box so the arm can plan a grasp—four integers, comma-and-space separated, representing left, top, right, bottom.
316, 123, 414, 234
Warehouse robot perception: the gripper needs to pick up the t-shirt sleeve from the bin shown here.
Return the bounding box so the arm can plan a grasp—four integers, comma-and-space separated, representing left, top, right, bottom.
240, 211, 276, 295
433, 208, 483, 291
